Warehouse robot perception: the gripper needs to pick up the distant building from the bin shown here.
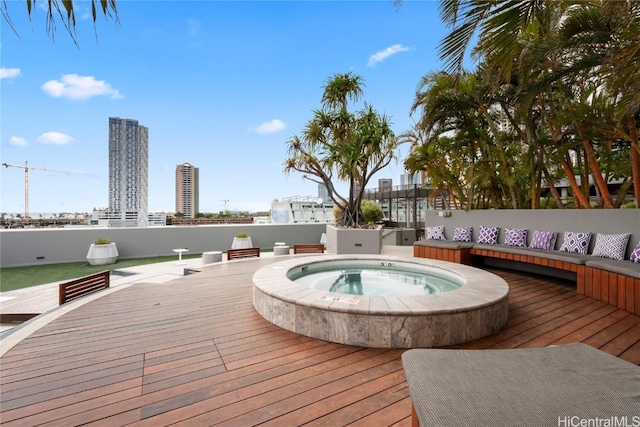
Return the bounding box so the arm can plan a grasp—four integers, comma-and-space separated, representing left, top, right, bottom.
175, 163, 199, 218
400, 173, 419, 188
92, 209, 166, 227
318, 183, 330, 203
271, 196, 334, 224
107, 117, 149, 227
378, 178, 393, 191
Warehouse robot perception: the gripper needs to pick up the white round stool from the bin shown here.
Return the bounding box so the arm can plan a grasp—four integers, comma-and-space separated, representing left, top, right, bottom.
202, 251, 223, 264
273, 246, 290, 256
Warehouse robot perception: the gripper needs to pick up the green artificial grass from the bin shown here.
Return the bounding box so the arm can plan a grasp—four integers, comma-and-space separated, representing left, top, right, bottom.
0, 254, 202, 292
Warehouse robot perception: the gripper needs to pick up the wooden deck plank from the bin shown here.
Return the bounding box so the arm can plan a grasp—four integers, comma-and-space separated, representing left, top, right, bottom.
302, 381, 410, 426
1, 260, 639, 427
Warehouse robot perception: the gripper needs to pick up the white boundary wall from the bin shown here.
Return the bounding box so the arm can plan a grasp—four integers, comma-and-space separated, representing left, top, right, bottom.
0, 223, 327, 268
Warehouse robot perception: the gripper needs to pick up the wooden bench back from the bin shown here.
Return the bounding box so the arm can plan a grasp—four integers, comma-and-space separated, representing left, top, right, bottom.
59, 270, 110, 305
227, 247, 261, 260
293, 244, 325, 254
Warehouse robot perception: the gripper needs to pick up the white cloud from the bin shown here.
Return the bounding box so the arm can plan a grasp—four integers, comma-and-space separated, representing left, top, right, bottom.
0, 68, 21, 79
187, 19, 202, 36
37, 132, 74, 145
9, 136, 28, 147
252, 119, 286, 134
41, 74, 123, 100
367, 44, 412, 67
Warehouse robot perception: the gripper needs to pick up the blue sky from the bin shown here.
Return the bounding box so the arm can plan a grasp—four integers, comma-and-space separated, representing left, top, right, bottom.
1, 1, 449, 214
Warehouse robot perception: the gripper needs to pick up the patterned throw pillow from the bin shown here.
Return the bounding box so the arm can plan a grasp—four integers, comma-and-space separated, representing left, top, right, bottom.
529, 230, 558, 251
504, 228, 528, 247
453, 227, 473, 242
426, 225, 445, 240
591, 233, 631, 261
630, 242, 640, 263
477, 226, 500, 245
559, 231, 592, 255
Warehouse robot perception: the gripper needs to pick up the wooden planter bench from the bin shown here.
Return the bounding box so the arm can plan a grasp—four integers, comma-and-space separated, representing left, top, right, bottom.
227, 247, 260, 260
59, 270, 110, 305
293, 244, 325, 254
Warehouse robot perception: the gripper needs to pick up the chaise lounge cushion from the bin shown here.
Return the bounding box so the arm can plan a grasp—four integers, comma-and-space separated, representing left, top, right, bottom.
585, 258, 640, 280
402, 343, 640, 427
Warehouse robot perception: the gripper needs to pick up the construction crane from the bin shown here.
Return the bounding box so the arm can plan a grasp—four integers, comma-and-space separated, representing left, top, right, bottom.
2, 161, 78, 225
220, 198, 230, 215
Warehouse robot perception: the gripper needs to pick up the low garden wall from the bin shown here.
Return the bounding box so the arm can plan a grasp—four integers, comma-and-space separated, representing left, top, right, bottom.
0, 223, 328, 268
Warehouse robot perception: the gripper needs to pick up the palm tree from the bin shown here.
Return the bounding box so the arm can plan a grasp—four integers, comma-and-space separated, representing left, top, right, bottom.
284, 73, 400, 227
1, 0, 119, 44
435, 0, 638, 208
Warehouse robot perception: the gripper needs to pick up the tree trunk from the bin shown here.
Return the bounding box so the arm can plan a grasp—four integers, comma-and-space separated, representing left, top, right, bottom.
561, 157, 591, 209
542, 166, 565, 209
582, 140, 614, 208
629, 114, 640, 207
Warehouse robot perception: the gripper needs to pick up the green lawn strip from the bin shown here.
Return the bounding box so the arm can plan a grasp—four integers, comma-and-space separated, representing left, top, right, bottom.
0, 254, 202, 292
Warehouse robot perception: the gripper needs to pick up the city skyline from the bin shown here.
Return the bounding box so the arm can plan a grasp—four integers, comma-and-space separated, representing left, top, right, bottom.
1, 2, 451, 214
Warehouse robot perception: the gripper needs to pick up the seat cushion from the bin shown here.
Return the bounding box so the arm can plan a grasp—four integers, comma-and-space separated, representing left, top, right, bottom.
402, 344, 640, 427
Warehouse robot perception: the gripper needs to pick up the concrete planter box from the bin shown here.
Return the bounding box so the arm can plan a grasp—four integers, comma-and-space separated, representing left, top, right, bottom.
325, 224, 382, 254
86, 243, 119, 265
231, 237, 253, 249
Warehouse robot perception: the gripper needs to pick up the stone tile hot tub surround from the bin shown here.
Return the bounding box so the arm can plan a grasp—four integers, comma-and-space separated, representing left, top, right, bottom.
252, 255, 509, 348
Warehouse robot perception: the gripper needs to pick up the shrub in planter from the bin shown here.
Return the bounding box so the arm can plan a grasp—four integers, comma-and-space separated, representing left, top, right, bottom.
361, 200, 383, 224
231, 232, 253, 249
87, 238, 118, 266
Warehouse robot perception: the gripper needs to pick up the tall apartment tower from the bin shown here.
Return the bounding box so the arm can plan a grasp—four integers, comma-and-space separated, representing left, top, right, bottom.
175, 163, 199, 218
108, 117, 149, 227
317, 183, 330, 203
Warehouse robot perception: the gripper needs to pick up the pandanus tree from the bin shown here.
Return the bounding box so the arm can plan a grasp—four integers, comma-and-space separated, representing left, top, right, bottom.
2, 0, 119, 44
284, 72, 400, 228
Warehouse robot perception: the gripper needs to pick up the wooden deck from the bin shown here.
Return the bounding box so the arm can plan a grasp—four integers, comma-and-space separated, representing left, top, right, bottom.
1, 256, 639, 426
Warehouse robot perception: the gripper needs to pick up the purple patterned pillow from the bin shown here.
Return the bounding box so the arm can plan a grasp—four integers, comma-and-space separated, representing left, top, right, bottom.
529, 230, 558, 251
504, 228, 528, 247
426, 225, 445, 240
630, 242, 640, 263
453, 227, 473, 242
559, 231, 592, 255
477, 226, 500, 245
591, 233, 631, 261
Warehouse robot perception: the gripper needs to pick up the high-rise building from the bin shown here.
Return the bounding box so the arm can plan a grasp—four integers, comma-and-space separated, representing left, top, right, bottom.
175, 163, 199, 218
317, 183, 330, 203
378, 178, 393, 191
108, 117, 149, 227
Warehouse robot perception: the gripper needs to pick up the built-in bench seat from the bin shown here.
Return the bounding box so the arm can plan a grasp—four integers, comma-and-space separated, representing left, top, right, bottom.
415, 235, 640, 316
413, 240, 474, 264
